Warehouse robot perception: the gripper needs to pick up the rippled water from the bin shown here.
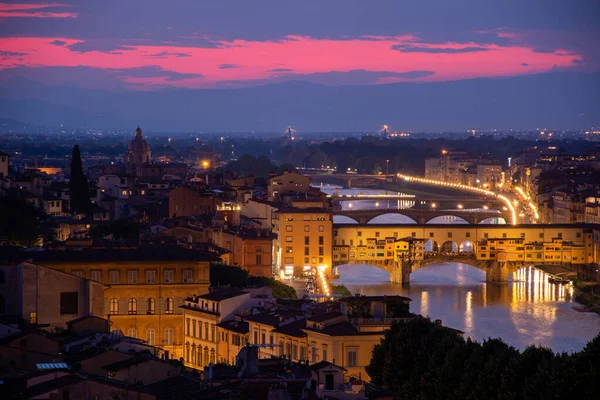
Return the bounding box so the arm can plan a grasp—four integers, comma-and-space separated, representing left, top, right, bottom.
336, 263, 600, 353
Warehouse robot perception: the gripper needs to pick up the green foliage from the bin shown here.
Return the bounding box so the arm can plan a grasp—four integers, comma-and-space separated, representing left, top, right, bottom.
366, 317, 600, 399
384, 299, 411, 318
0, 196, 47, 246
330, 284, 352, 297
210, 264, 298, 299
224, 154, 296, 178
69, 145, 92, 214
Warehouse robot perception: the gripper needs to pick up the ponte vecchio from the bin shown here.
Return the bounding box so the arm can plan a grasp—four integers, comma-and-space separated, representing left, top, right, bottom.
332, 223, 599, 284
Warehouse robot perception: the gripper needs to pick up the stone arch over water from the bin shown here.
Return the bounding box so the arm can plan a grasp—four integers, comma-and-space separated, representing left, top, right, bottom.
426, 215, 470, 224
440, 240, 458, 253
367, 213, 418, 224
333, 215, 359, 224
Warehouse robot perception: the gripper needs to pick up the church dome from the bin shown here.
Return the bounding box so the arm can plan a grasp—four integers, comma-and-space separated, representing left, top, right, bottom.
128, 126, 151, 153
127, 126, 151, 165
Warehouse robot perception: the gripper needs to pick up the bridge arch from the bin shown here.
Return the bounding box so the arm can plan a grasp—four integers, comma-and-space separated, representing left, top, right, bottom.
333, 215, 359, 224
425, 215, 470, 224
478, 216, 507, 224
424, 239, 440, 252
459, 240, 475, 253
367, 213, 418, 224
440, 240, 458, 253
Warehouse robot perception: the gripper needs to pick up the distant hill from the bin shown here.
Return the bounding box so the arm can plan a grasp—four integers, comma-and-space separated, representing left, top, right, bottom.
0, 71, 598, 132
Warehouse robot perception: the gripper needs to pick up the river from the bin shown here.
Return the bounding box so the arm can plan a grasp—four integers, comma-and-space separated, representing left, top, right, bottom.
316, 182, 600, 353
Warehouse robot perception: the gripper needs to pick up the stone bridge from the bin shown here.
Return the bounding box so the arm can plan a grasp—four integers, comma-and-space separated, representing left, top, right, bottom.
334, 255, 536, 284
308, 173, 393, 188
334, 208, 510, 224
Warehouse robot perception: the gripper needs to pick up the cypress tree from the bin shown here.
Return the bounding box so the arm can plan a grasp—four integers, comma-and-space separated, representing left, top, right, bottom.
69, 145, 91, 214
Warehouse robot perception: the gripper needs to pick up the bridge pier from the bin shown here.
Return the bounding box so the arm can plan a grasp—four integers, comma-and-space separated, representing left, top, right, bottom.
389, 260, 412, 284
486, 261, 510, 283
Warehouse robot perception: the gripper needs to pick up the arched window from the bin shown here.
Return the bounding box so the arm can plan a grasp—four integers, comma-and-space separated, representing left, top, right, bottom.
164, 327, 174, 346
185, 342, 190, 362
146, 298, 155, 315
128, 298, 137, 315
165, 298, 174, 314
191, 344, 196, 364
146, 328, 155, 345
210, 349, 216, 364
127, 328, 136, 338
204, 347, 209, 366
197, 346, 202, 366
109, 298, 119, 315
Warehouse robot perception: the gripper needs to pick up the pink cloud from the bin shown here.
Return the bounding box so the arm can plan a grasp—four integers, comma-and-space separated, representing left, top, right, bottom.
0, 2, 76, 18
0, 33, 583, 89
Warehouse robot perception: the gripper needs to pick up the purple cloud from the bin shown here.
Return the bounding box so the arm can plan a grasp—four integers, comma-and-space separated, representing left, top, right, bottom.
218, 64, 240, 69
393, 44, 490, 53
146, 51, 191, 58
49, 40, 67, 46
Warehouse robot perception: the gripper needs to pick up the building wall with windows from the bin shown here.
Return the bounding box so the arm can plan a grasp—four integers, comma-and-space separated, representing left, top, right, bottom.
10, 249, 215, 360
268, 171, 311, 202
0, 262, 105, 327
273, 207, 333, 275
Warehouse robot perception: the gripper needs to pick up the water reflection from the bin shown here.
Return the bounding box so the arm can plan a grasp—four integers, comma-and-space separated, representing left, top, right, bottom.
336, 263, 600, 353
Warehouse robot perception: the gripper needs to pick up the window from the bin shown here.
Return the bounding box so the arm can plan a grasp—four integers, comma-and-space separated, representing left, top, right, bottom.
375, 232, 380, 237
466, 232, 471, 238
286, 225, 293, 232
520, 233, 526, 238
319, 247, 324, 256
164, 270, 175, 283
539, 233, 544, 239
429, 232, 434, 238
411, 232, 416, 238
279, 341, 285, 356
128, 298, 137, 315
270, 334, 274, 345
72, 270, 83, 278
322, 345, 328, 362
286, 236, 293, 242
127, 270, 137, 284
254, 330, 258, 344
448, 232, 452, 238
127, 328, 136, 338
29, 311, 37, 324
205, 323, 209, 339
576, 232, 581, 238
146, 270, 156, 284
347, 348, 357, 366
304, 247, 310, 256
318, 236, 324, 245
484, 233, 489, 238
90, 270, 102, 282
109, 298, 119, 315
558, 232, 563, 239
262, 332, 266, 345
60, 292, 78, 315
319, 225, 324, 232
304, 225, 310, 232
256, 254, 262, 265
165, 298, 174, 314
192, 320, 197, 337
305, 236, 310, 245
109, 271, 119, 284
286, 246, 293, 253
186, 318, 191, 335
146, 328, 156, 345
146, 298, 155, 314
502, 233, 507, 238
183, 269, 193, 283
358, 231, 362, 236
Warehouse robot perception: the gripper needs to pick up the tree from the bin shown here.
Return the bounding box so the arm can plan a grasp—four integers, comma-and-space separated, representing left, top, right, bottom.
0, 197, 47, 246
69, 145, 91, 214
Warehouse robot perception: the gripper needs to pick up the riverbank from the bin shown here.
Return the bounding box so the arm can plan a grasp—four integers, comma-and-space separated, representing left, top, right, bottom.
573, 281, 600, 314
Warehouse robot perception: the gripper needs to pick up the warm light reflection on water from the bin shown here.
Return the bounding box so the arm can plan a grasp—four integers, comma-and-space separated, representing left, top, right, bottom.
337, 262, 600, 353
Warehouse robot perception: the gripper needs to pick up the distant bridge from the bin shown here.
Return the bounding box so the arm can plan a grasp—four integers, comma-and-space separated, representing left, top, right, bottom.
333, 208, 509, 224
309, 173, 393, 188
331, 195, 499, 203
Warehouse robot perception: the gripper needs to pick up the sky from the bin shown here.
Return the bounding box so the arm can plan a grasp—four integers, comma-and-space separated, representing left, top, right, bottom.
0, 1, 598, 130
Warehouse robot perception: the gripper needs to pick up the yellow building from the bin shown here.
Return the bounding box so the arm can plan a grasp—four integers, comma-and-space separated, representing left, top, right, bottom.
180, 287, 272, 369
274, 205, 333, 276
15, 246, 217, 360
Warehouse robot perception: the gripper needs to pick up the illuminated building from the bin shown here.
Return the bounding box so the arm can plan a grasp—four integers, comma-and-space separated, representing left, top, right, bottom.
168, 186, 223, 218
4, 247, 217, 360
268, 171, 311, 203
0, 151, 8, 178
273, 204, 333, 276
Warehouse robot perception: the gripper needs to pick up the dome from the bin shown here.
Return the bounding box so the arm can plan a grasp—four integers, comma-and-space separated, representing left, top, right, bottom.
128, 127, 151, 153
126, 126, 151, 165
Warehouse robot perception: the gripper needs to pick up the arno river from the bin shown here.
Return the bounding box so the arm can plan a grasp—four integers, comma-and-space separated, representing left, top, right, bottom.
317, 183, 600, 353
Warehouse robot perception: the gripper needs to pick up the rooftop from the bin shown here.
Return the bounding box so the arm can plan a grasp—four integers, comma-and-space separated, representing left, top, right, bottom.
196, 288, 249, 302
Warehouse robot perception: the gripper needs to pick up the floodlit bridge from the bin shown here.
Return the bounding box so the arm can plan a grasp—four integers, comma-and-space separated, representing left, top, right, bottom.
333, 208, 510, 225
331, 223, 597, 283
308, 173, 393, 188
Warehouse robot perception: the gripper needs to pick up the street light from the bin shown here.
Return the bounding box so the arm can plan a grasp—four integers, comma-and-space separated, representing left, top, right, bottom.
431, 203, 437, 208
457, 204, 464, 209
202, 160, 210, 169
